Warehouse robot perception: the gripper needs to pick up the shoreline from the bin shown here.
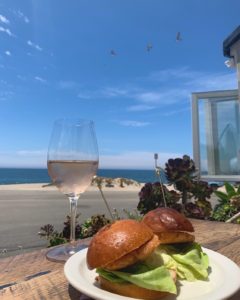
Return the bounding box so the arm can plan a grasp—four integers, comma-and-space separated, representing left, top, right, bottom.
0, 181, 144, 192
0, 181, 226, 192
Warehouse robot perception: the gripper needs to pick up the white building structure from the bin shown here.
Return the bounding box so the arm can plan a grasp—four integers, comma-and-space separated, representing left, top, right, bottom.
192, 26, 240, 182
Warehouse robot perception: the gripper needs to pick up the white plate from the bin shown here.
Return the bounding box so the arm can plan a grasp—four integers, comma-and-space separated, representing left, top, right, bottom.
64, 248, 240, 300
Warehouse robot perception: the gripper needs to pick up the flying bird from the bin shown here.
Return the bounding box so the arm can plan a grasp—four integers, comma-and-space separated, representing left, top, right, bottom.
110, 49, 117, 56
176, 32, 182, 42
146, 43, 153, 52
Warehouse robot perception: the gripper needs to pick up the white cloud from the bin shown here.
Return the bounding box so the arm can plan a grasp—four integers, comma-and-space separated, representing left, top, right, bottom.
0, 90, 14, 101
76, 90, 98, 99
16, 150, 46, 156
117, 120, 150, 127
77, 92, 92, 99
35, 76, 46, 83
0, 14, 10, 24
0, 79, 7, 85
60, 68, 237, 119
102, 87, 128, 97
17, 10, 30, 23
127, 104, 155, 112
148, 67, 236, 91
75, 68, 236, 108
0, 150, 47, 168
137, 70, 237, 110
75, 86, 131, 100
0, 150, 183, 169
99, 151, 182, 169
17, 75, 26, 81
97, 68, 237, 112
24, 16, 30, 23
135, 89, 190, 105
0, 26, 14, 37
5, 50, 11, 56
148, 67, 203, 82
186, 72, 237, 91
58, 80, 77, 89
27, 40, 42, 51
160, 107, 190, 116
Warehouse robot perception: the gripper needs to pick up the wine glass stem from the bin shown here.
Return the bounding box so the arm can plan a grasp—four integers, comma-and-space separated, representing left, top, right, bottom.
69, 196, 79, 243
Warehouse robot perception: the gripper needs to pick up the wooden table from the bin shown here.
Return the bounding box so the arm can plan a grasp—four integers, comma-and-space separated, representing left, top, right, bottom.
1, 219, 240, 300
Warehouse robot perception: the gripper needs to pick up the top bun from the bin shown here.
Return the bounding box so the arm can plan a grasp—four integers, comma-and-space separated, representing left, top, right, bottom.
142, 207, 194, 233
87, 219, 154, 270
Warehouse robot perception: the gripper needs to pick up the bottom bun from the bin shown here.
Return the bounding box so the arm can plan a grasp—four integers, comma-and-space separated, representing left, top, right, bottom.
97, 275, 173, 300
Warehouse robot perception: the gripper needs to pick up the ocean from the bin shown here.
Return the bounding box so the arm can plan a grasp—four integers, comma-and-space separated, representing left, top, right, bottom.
0, 168, 167, 185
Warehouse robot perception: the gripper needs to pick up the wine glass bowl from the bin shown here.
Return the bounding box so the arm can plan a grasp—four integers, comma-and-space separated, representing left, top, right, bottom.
47, 160, 98, 196
46, 118, 98, 262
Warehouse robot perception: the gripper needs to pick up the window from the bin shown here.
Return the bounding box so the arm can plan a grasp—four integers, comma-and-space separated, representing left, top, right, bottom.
192, 89, 240, 182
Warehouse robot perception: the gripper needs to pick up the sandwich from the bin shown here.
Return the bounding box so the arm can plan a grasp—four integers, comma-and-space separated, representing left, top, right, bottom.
142, 207, 195, 244
142, 207, 209, 282
87, 219, 177, 300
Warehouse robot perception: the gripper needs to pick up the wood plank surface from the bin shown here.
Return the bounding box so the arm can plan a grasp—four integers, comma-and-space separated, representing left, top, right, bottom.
0, 248, 61, 285
0, 220, 240, 300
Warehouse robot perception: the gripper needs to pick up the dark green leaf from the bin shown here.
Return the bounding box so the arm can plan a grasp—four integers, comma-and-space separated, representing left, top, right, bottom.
214, 191, 229, 201
225, 182, 235, 195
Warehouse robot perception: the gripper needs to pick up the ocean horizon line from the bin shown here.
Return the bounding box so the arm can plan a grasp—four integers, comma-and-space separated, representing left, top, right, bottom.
0, 167, 166, 185
0, 167, 155, 171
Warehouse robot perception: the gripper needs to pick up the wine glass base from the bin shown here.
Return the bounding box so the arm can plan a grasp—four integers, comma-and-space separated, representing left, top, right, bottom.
46, 237, 92, 262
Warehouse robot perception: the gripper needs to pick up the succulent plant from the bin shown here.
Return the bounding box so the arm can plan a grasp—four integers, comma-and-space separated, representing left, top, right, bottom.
137, 182, 181, 214
165, 155, 196, 189
184, 202, 205, 219
166, 189, 182, 206
187, 180, 213, 218
80, 214, 111, 238
39, 214, 111, 247
165, 155, 196, 204
38, 224, 55, 239
190, 180, 213, 201
38, 224, 67, 247
137, 182, 164, 214
194, 199, 212, 218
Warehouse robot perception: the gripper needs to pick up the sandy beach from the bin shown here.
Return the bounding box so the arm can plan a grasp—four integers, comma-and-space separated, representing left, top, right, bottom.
0, 183, 142, 257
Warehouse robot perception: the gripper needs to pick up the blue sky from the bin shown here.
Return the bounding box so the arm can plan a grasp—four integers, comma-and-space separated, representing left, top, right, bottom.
0, 0, 239, 169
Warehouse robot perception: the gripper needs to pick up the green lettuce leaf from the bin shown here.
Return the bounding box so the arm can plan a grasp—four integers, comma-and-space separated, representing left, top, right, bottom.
145, 242, 209, 282
96, 242, 208, 296
97, 263, 177, 294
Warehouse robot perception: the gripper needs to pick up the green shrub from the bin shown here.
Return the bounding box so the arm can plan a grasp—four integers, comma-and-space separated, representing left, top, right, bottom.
211, 182, 240, 223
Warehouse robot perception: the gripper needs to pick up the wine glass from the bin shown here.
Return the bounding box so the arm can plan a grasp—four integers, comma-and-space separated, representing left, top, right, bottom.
46, 118, 98, 262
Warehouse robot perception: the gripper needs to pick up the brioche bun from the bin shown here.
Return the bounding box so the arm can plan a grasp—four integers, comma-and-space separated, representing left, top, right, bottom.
142, 208, 195, 244
97, 270, 176, 300
87, 219, 159, 270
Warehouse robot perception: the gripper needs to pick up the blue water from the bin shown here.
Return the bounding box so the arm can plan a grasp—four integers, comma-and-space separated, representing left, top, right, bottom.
0, 168, 166, 185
